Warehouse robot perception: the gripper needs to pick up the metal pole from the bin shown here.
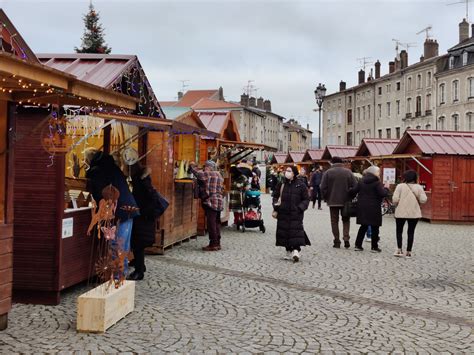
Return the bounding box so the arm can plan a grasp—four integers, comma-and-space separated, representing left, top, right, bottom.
318, 105, 322, 149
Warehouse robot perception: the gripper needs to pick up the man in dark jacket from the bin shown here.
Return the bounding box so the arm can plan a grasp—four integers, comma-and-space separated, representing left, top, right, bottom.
310, 165, 323, 210
320, 157, 357, 249
85, 148, 139, 277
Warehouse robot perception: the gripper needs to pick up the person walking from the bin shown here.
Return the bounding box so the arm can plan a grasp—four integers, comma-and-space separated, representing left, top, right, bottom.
190, 160, 224, 251
299, 166, 309, 187
272, 166, 310, 262
128, 163, 158, 280
85, 148, 139, 277
310, 165, 323, 209
320, 157, 357, 249
392, 170, 427, 258
229, 166, 249, 228
350, 166, 389, 252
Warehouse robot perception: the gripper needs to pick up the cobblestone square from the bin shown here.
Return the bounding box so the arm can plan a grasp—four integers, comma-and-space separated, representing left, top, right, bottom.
1, 194, 473, 354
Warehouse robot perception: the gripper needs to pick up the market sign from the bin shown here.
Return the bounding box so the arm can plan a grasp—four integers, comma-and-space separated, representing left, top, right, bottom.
62, 218, 74, 239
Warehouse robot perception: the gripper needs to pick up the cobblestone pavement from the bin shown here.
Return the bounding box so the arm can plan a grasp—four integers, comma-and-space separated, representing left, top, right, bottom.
1, 194, 473, 354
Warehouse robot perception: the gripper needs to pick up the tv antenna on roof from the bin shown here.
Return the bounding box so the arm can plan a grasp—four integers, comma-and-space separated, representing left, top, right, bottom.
447, 0, 471, 22
401, 42, 418, 52
243, 80, 257, 96
178, 80, 189, 93
417, 25, 433, 39
356, 57, 373, 71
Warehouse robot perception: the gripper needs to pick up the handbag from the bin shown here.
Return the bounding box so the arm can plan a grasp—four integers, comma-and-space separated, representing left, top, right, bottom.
272, 183, 285, 219
152, 189, 169, 217
341, 197, 358, 218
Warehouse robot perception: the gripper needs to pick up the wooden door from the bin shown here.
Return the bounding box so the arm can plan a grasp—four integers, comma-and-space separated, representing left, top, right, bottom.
450, 157, 474, 221
431, 157, 453, 221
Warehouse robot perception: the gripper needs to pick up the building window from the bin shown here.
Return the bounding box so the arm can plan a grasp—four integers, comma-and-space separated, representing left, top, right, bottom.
347, 109, 353, 124
452, 114, 460, 131
378, 104, 382, 119
357, 107, 361, 121
378, 87, 382, 95
408, 77, 412, 90
427, 72, 432, 86
469, 78, 474, 98
417, 74, 422, 89
449, 56, 455, 69
338, 98, 341, 106
453, 80, 459, 101
396, 127, 401, 138
346, 132, 353, 146
396, 82, 401, 91
438, 116, 445, 130
356, 131, 360, 143
368, 105, 371, 119
387, 102, 391, 117
426, 94, 431, 111
416, 125, 421, 129
386, 84, 391, 93
367, 129, 371, 137
348, 96, 352, 106
362, 130, 366, 138
426, 123, 431, 130
416, 96, 422, 116
407, 98, 412, 113
386, 128, 391, 139
463, 51, 468, 66
439, 84, 446, 104
396, 100, 400, 115
378, 129, 382, 138
467, 112, 473, 130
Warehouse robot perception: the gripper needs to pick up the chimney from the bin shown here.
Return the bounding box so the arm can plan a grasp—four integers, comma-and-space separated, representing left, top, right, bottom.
240, 93, 249, 106
263, 100, 272, 112
249, 96, 256, 107
257, 97, 264, 109
177, 91, 183, 100
394, 58, 401, 71
358, 69, 365, 84
420, 55, 425, 62
459, 18, 469, 43
375, 60, 381, 79
400, 50, 408, 69
424, 39, 439, 60
306, 123, 309, 130
218, 86, 224, 100
339, 81, 346, 91
389, 61, 395, 74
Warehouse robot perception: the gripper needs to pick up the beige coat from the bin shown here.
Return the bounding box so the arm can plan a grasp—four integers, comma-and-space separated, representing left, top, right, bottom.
392, 183, 427, 219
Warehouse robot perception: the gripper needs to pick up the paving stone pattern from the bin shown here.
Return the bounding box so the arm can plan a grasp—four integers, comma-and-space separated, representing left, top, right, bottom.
0, 194, 473, 354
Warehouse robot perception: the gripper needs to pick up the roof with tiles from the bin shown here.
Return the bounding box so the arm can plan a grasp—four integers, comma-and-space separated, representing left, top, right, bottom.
356, 139, 399, 157
393, 130, 474, 155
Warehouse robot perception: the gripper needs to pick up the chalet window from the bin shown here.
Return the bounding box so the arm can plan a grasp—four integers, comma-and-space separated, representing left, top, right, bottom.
452, 114, 460, 131
439, 84, 446, 104
463, 51, 468, 66
386, 128, 391, 139
396, 127, 401, 139
453, 80, 459, 102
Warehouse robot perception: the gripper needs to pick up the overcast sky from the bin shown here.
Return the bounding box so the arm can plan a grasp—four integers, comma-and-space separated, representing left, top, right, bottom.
1, 0, 470, 135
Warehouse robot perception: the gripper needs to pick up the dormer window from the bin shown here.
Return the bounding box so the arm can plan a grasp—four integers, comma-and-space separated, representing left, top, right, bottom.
449, 56, 455, 69
462, 51, 468, 66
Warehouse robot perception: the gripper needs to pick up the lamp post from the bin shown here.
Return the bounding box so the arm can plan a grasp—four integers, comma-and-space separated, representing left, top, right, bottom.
314, 83, 326, 149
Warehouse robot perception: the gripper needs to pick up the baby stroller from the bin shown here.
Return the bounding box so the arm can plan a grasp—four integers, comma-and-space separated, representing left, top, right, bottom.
239, 189, 265, 233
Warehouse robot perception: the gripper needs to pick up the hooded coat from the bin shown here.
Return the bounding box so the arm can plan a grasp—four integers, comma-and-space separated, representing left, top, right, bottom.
131, 167, 158, 249
350, 173, 388, 226
86, 151, 139, 221
272, 176, 310, 249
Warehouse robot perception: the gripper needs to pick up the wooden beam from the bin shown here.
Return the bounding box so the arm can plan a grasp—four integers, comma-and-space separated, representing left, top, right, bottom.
69, 82, 137, 110
0, 92, 12, 101
0, 55, 69, 89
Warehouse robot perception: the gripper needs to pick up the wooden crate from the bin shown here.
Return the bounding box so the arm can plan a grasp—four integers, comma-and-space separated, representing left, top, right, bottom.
77, 280, 135, 333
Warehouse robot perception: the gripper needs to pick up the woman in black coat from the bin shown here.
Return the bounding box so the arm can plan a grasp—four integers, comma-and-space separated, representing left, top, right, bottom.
272, 165, 310, 262
350, 166, 389, 252
128, 163, 159, 280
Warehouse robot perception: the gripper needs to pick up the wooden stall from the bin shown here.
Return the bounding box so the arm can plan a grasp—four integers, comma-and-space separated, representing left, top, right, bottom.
353, 139, 399, 178
390, 130, 474, 223
286, 151, 308, 171
302, 149, 328, 170
269, 153, 290, 168
321, 145, 359, 169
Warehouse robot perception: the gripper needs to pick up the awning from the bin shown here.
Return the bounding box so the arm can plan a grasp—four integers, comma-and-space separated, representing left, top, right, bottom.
217, 139, 277, 152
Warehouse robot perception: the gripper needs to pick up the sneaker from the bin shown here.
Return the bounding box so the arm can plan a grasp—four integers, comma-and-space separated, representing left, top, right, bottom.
292, 250, 300, 262
284, 251, 292, 260
371, 247, 382, 253
393, 249, 404, 257
405, 251, 412, 258
354, 246, 364, 251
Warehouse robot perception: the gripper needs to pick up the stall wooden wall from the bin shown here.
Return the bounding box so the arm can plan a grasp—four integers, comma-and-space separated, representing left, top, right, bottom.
12, 108, 63, 305
0, 100, 13, 329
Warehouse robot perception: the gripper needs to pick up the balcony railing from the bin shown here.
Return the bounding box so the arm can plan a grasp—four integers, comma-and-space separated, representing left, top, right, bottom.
405, 113, 412, 119
425, 109, 432, 116
415, 111, 421, 117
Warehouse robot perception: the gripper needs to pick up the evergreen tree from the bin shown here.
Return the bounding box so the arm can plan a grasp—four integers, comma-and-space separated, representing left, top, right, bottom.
75, 2, 111, 54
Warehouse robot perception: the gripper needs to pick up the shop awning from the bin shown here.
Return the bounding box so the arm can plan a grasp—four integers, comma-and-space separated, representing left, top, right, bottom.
217, 139, 276, 151
0, 52, 138, 109
356, 138, 400, 157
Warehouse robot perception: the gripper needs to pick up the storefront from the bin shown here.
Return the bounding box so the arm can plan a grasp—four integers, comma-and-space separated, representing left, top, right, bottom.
353, 139, 399, 181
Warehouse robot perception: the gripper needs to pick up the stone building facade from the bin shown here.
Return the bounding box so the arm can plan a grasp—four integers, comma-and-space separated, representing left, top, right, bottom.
323, 19, 474, 147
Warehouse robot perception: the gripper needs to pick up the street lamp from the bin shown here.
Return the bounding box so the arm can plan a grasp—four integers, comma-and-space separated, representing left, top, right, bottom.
314, 83, 326, 149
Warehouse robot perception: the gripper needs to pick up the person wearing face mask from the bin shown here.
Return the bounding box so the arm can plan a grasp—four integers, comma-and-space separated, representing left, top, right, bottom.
272, 165, 311, 262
